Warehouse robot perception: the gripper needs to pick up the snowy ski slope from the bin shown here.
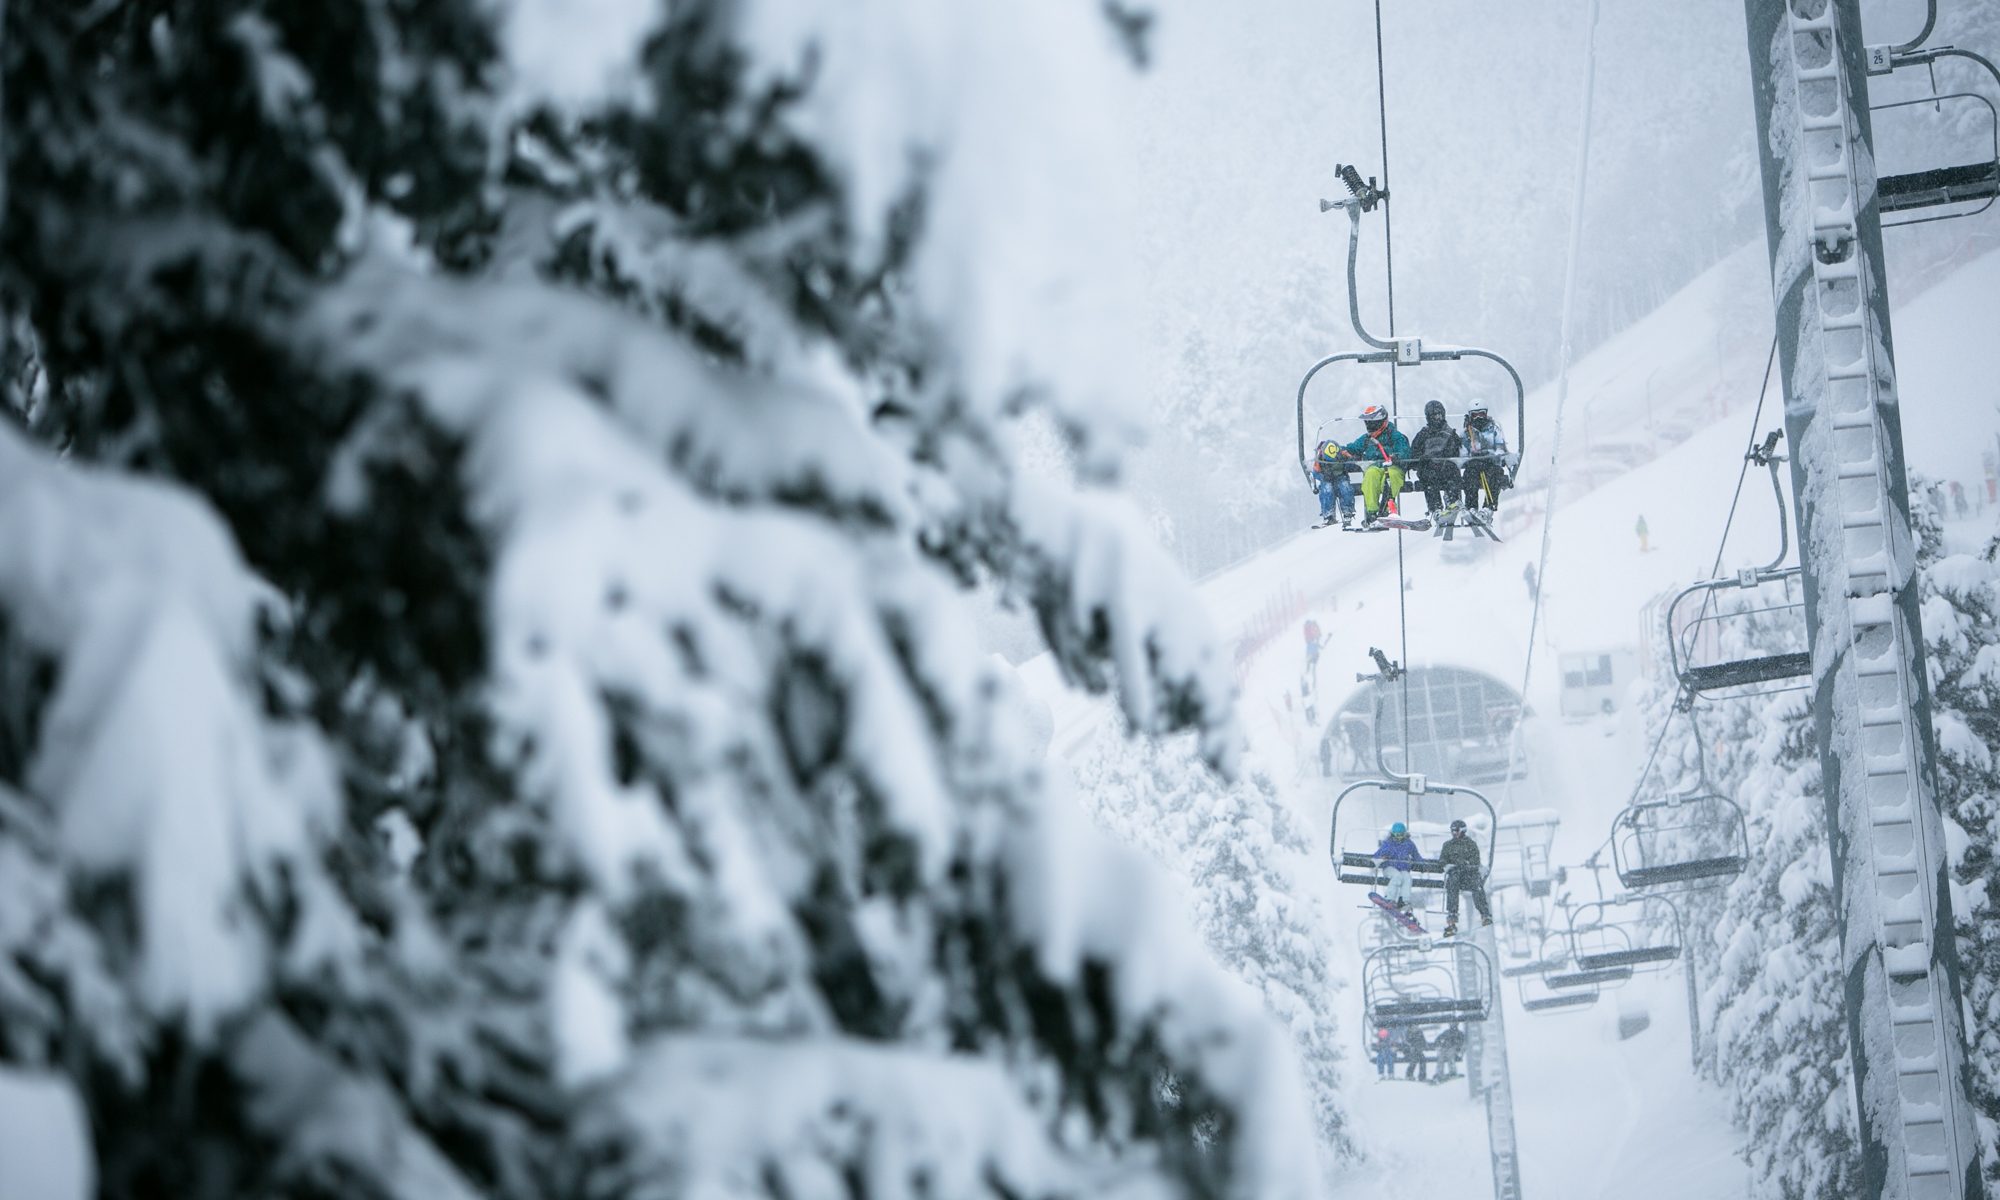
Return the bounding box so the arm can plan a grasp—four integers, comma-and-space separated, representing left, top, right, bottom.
1032, 243, 2000, 1196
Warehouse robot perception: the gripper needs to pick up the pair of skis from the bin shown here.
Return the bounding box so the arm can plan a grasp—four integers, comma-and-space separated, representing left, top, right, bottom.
1316, 511, 1432, 534
1313, 503, 1503, 541
1432, 501, 1503, 543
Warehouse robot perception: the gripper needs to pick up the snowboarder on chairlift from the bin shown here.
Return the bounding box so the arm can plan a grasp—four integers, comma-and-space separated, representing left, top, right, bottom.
1439, 819, 1493, 937
1409, 399, 1463, 516
1374, 821, 1426, 911
1461, 403, 1508, 511
1373, 1028, 1397, 1080
1326, 404, 1413, 529
1312, 439, 1360, 528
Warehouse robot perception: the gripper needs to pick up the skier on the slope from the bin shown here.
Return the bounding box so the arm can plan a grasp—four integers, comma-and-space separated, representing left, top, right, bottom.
1408, 400, 1463, 517
1432, 1024, 1467, 1082
1439, 819, 1493, 937
1460, 403, 1509, 512
1374, 821, 1426, 912
1325, 404, 1413, 529
1373, 1028, 1398, 1080
1311, 439, 1360, 528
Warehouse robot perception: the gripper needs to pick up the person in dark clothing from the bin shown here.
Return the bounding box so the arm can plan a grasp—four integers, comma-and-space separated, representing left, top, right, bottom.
1461, 403, 1509, 511
1400, 1026, 1429, 1081
1432, 1025, 1467, 1081
1409, 400, 1463, 516
1438, 819, 1493, 937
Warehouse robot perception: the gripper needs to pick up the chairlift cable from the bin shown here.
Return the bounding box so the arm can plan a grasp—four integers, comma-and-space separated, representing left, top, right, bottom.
1623, 333, 1779, 809
1498, 0, 1602, 814
1368, 0, 1414, 795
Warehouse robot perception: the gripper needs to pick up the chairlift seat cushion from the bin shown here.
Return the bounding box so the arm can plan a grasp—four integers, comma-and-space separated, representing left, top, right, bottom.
1620, 856, 1747, 888
1877, 161, 2000, 213
1575, 946, 1682, 970
1679, 652, 1811, 693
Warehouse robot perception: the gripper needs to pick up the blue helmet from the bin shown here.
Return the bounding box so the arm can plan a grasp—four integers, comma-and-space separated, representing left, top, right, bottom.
1390, 822, 1407, 836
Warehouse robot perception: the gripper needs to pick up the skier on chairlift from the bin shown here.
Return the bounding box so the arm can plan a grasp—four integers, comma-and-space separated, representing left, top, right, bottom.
1323, 404, 1412, 530
1432, 1023, 1467, 1082
1409, 399, 1463, 518
1374, 821, 1425, 912
1439, 818, 1493, 938
1311, 438, 1360, 529
1399, 1025, 1430, 1082
1461, 402, 1509, 513
1373, 1028, 1398, 1080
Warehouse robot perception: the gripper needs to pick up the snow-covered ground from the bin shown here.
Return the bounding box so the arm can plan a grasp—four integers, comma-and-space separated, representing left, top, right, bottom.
1034, 242, 2000, 1195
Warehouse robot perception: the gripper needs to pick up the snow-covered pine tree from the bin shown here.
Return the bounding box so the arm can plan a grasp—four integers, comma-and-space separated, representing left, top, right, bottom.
1073, 733, 1353, 1176
1912, 492, 2000, 1179
1635, 480, 2000, 1198
0, 4, 1322, 1197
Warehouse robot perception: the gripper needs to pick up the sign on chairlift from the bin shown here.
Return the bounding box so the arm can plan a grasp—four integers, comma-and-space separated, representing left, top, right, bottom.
1395, 337, 1422, 366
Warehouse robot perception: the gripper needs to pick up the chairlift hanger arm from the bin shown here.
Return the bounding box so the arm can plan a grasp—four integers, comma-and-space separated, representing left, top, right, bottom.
1320, 170, 1398, 353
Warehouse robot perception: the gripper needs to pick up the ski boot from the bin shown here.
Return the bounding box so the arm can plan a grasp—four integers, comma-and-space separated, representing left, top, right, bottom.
1442, 922, 1458, 938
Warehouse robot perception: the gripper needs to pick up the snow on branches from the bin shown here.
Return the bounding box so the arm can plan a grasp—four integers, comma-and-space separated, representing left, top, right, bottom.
0, 1, 1303, 1196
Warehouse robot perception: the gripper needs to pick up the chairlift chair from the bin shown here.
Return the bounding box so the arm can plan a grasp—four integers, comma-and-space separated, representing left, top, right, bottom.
1665, 435, 1810, 708
1567, 895, 1687, 973
1544, 963, 1636, 991
1329, 777, 1497, 892
1516, 949, 1601, 1012
1296, 166, 1526, 527
1666, 567, 1810, 705
1501, 927, 1574, 980
1489, 809, 1561, 896
1362, 942, 1496, 1030
1610, 792, 1751, 890
1865, 37, 2000, 227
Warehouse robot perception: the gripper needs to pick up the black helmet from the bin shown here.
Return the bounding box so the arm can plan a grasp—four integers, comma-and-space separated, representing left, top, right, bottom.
1424, 400, 1446, 425
1450, 819, 1468, 834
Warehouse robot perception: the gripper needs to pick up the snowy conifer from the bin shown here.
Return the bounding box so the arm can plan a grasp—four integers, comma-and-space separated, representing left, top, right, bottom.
1912, 493, 2000, 1179
1074, 733, 1353, 1176
0, 4, 1320, 1197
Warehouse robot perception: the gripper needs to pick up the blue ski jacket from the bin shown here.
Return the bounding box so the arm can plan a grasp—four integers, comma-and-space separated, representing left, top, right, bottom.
1374, 836, 1425, 871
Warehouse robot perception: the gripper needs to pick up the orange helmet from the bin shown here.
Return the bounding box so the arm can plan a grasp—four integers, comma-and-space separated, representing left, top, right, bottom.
1360, 404, 1388, 433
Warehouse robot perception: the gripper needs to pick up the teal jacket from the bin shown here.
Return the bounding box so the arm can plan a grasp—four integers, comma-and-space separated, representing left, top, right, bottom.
1340, 424, 1411, 465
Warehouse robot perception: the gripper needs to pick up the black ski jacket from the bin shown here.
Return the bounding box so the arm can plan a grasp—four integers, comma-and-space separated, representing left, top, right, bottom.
1438, 834, 1482, 871
1410, 423, 1461, 461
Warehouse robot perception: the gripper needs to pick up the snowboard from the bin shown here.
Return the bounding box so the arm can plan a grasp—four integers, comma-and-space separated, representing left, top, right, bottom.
1367, 891, 1425, 935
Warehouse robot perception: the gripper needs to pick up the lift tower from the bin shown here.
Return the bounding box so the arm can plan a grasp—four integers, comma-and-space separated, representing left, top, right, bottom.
1742, 2, 1983, 1196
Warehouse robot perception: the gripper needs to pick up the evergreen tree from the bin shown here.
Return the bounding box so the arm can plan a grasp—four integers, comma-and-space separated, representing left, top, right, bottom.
0, 4, 1322, 1197
1074, 733, 1353, 1177
1913, 494, 2000, 1180
1638, 481, 2000, 1198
